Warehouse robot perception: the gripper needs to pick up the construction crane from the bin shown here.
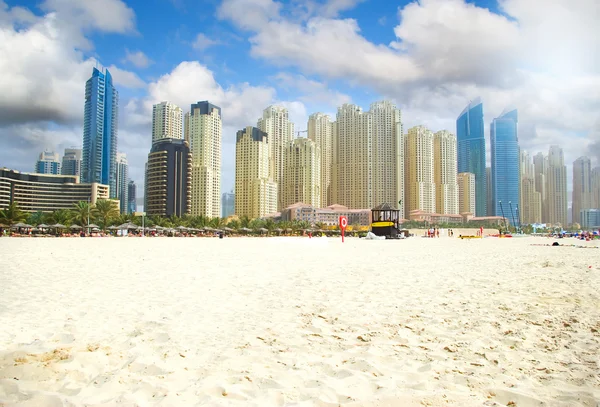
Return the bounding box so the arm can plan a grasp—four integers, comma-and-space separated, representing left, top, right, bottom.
296, 130, 308, 139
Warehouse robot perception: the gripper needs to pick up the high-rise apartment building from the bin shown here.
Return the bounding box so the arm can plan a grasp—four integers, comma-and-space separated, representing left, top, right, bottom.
282, 137, 321, 208
35, 150, 61, 175
186, 101, 222, 218
61, 148, 82, 177
457, 172, 476, 214
520, 151, 541, 224
456, 98, 486, 216
490, 109, 520, 222
127, 180, 136, 214
221, 191, 235, 218
405, 126, 436, 214
486, 167, 492, 216
235, 126, 277, 219
433, 130, 458, 214
546, 145, 568, 226
332, 104, 372, 210
82, 67, 118, 197
257, 106, 294, 210
115, 152, 128, 214
370, 101, 404, 215
572, 156, 592, 225
307, 113, 333, 207
146, 138, 191, 217
533, 152, 548, 222
332, 102, 404, 215
153, 101, 183, 144
592, 167, 600, 209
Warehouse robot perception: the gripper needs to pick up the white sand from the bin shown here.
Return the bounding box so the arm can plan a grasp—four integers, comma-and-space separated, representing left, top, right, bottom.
0, 236, 599, 406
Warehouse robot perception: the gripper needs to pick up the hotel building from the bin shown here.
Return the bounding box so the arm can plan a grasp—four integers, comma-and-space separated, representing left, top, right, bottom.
433, 130, 459, 214
145, 138, 192, 217
405, 125, 436, 214
282, 138, 321, 209
0, 168, 108, 213
280, 202, 371, 227
186, 101, 222, 218
235, 126, 277, 219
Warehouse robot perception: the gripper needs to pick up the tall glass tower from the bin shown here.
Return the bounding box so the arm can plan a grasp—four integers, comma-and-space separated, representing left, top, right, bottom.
82, 67, 118, 197
490, 109, 519, 222
456, 98, 486, 216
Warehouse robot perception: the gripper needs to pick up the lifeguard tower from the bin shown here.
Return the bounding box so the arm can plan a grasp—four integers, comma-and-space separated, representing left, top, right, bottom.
370, 203, 405, 239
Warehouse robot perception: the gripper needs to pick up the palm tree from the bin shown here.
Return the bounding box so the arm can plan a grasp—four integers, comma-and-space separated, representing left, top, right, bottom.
93, 199, 120, 230
239, 216, 251, 229
151, 215, 171, 228
27, 211, 46, 226
264, 218, 276, 233
0, 202, 26, 225
49, 209, 72, 225
72, 201, 93, 226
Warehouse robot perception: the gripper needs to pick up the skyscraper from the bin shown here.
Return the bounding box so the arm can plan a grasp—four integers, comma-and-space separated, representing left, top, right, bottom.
35, 150, 61, 175
370, 101, 404, 215
520, 151, 541, 224
221, 191, 235, 218
433, 130, 459, 214
592, 167, 600, 209
456, 99, 486, 216
307, 113, 333, 207
546, 145, 568, 226
572, 156, 592, 225
146, 138, 191, 217
282, 137, 321, 208
235, 126, 277, 219
533, 152, 548, 222
332, 103, 372, 210
257, 106, 295, 210
405, 126, 436, 214
82, 67, 118, 198
332, 101, 404, 215
457, 172, 476, 214
186, 101, 222, 218
127, 180, 136, 214
490, 108, 520, 222
153, 101, 183, 144
486, 167, 492, 216
61, 148, 82, 177
115, 153, 128, 214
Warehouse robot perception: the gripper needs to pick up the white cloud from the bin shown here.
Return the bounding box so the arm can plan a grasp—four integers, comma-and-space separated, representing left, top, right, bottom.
217, 0, 600, 174
273, 73, 351, 108
106, 65, 146, 88
0, 0, 141, 125
192, 33, 221, 51
123, 49, 152, 68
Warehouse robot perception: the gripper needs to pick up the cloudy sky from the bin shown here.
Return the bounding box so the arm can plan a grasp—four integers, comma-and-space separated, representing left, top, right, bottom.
1, 0, 598, 198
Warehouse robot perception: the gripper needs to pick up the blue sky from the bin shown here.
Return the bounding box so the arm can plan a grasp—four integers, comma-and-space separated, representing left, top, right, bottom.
0, 0, 598, 200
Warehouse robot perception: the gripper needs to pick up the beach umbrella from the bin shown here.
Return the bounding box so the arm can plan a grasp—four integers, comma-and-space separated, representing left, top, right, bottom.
70, 224, 82, 229
259, 228, 268, 233
12, 222, 31, 228
118, 222, 137, 229
108, 226, 118, 230
86, 224, 99, 229
37, 223, 49, 228
176, 225, 188, 230
51, 223, 66, 228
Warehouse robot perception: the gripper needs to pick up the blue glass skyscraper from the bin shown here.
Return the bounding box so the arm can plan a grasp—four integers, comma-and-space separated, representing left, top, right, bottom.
82, 67, 118, 197
490, 109, 519, 222
456, 98, 486, 216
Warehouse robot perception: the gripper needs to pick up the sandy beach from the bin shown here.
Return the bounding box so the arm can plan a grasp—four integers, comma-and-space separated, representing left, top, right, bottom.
0, 236, 599, 406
